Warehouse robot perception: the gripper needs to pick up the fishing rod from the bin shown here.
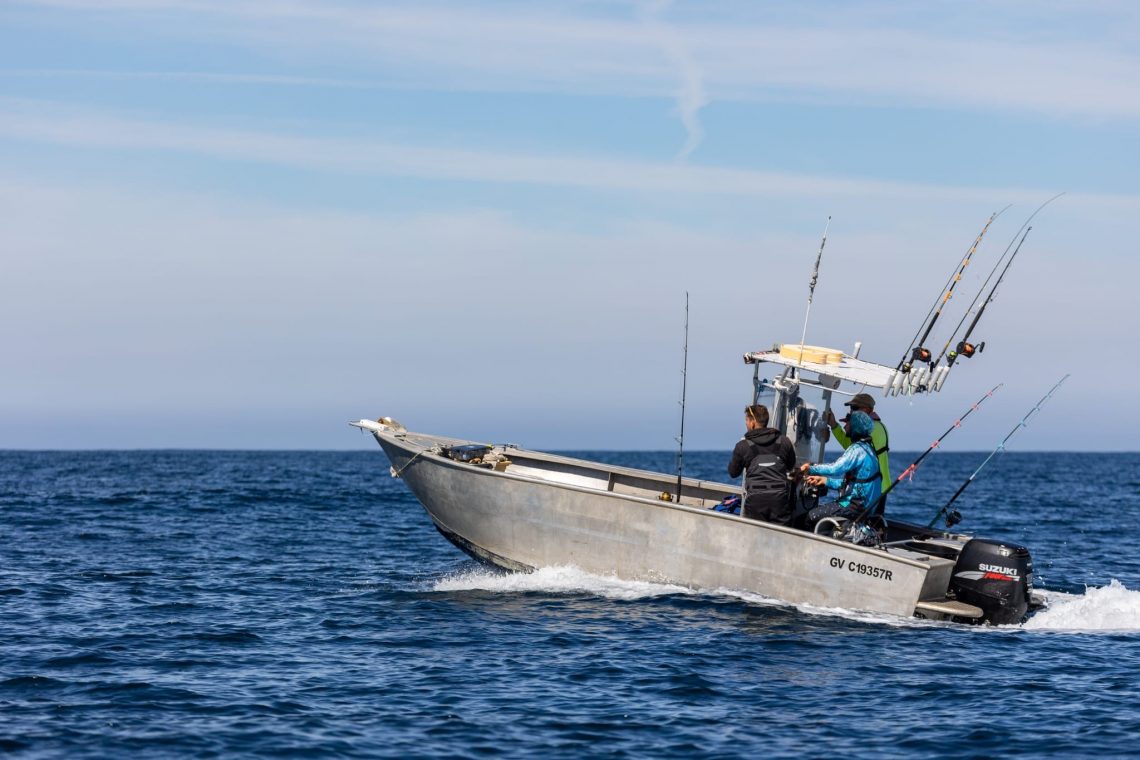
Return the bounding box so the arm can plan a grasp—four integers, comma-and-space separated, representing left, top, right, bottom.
846, 383, 1002, 528
897, 207, 1009, 372
928, 374, 1069, 528
795, 216, 831, 364
945, 226, 1031, 366
933, 193, 1064, 368
674, 292, 690, 503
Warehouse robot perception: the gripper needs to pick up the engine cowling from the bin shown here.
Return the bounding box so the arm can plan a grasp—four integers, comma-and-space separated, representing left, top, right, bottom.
950, 538, 1033, 625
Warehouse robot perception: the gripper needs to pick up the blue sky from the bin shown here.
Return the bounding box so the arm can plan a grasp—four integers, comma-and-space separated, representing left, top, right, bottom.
2, 0, 1137, 451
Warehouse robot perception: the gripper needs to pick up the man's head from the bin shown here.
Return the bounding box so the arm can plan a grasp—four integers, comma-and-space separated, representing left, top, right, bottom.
745, 404, 769, 430
844, 393, 876, 413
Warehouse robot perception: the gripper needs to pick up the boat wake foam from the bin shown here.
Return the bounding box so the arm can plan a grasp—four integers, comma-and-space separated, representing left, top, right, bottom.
433, 566, 693, 601
434, 567, 1140, 632
1020, 580, 1140, 632
432, 566, 930, 625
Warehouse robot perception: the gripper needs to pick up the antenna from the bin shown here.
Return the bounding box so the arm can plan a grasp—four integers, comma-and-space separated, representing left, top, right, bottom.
675, 292, 689, 503
796, 216, 831, 363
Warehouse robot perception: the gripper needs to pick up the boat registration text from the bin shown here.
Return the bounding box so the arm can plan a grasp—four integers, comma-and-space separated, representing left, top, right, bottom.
829, 556, 893, 581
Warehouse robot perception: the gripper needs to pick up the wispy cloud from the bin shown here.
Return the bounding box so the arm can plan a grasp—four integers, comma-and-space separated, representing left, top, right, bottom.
11, 0, 1140, 119
1, 99, 1107, 206
0, 68, 381, 89
639, 0, 706, 160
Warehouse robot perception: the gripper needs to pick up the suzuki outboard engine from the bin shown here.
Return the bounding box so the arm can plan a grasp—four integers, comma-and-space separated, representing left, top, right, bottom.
950, 539, 1033, 625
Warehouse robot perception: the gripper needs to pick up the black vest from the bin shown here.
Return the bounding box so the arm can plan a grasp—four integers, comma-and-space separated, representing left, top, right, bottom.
744, 440, 790, 496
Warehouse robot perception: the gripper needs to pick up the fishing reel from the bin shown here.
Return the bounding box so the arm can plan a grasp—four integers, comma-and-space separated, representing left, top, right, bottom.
901, 346, 933, 374
947, 341, 985, 365
931, 506, 963, 529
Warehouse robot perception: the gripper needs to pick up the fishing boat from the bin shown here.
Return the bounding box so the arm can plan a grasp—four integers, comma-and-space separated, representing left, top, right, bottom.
353, 340, 1045, 625
354, 213, 1059, 625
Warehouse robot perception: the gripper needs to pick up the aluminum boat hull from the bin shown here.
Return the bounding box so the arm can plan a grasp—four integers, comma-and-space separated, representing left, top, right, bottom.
370, 428, 961, 619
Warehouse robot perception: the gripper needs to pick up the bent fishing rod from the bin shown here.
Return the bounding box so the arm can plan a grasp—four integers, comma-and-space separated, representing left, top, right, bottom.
846, 383, 1002, 527
898, 207, 1008, 372
932, 193, 1064, 368
928, 374, 1070, 528
674, 292, 689, 503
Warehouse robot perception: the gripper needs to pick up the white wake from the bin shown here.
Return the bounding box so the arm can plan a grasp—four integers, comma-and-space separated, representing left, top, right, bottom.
1021, 580, 1140, 632
433, 567, 1140, 632
432, 566, 936, 626
433, 565, 930, 625
433, 565, 693, 601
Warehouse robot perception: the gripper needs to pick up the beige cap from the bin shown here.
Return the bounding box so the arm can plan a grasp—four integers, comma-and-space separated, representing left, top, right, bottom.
843, 393, 876, 409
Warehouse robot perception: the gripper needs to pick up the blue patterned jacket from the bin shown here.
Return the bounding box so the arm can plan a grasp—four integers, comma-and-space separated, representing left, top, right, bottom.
808, 439, 883, 509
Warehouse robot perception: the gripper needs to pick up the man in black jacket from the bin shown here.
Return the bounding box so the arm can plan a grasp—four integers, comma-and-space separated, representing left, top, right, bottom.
727, 404, 797, 525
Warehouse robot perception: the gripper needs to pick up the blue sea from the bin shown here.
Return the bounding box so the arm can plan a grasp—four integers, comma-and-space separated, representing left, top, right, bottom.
2, 448, 1139, 758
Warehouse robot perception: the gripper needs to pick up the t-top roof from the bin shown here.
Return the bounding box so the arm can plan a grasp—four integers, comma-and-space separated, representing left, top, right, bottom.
744, 348, 943, 396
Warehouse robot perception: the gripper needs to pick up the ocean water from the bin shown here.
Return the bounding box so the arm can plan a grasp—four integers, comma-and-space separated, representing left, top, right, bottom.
2, 448, 1139, 758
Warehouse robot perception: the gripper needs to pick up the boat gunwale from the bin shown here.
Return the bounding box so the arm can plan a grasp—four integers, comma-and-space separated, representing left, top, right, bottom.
389, 429, 738, 491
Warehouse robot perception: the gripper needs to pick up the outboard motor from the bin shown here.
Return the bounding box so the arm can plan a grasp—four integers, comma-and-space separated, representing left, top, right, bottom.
950, 539, 1033, 625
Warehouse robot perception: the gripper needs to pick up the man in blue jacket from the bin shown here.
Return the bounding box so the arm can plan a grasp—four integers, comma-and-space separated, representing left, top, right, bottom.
800, 410, 883, 529
825, 392, 890, 500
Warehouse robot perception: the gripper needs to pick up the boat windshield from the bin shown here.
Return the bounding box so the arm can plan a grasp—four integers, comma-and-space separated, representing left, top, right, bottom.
755, 376, 834, 465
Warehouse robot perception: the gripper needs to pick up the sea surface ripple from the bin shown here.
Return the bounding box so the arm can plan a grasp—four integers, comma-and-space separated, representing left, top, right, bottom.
2, 449, 1139, 758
